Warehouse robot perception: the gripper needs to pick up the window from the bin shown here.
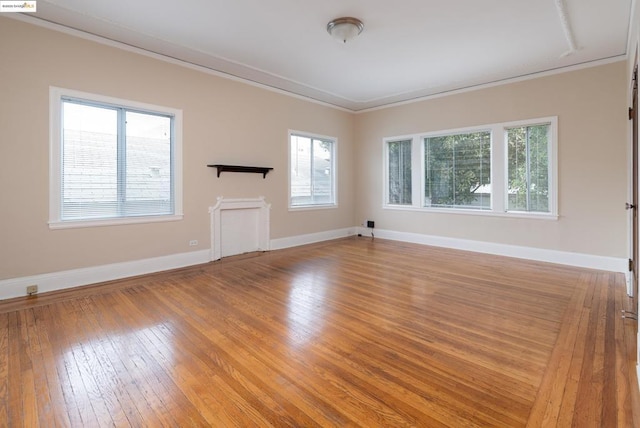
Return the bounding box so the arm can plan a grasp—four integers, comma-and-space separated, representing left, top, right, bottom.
383, 117, 557, 218
289, 131, 336, 208
50, 87, 182, 228
507, 123, 550, 213
424, 131, 491, 210
387, 139, 412, 205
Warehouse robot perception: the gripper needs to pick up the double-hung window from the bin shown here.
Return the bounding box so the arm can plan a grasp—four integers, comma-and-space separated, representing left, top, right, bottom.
506, 123, 551, 213
387, 139, 413, 205
384, 117, 557, 218
49, 87, 183, 228
289, 131, 337, 209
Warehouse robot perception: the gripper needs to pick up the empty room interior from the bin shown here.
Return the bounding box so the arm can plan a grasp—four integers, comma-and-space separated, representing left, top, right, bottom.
2, 0, 640, 426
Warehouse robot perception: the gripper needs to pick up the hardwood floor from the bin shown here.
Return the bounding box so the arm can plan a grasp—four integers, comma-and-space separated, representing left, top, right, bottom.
0, 237, 638, 427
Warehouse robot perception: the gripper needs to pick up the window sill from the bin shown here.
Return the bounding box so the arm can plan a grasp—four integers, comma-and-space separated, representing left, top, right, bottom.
383, 205, 558, 220
288, 204, 338, 212
49, 214, 184, 230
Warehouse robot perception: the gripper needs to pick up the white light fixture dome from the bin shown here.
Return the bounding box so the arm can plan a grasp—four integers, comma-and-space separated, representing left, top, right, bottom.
327, 17, 364, 43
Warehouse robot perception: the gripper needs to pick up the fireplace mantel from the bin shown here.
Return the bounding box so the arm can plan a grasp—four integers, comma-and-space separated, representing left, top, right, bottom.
207, 164, 273, 178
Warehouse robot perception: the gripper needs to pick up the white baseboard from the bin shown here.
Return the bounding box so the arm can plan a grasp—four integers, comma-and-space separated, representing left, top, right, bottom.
363, 227, 628, 274
0, 225, 627, 301
0, 249, 210, 301
270, 227, 357, 250
0, 228, 357, 301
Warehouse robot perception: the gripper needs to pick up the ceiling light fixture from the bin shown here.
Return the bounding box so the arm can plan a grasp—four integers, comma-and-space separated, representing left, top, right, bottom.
327, 17, 364, 44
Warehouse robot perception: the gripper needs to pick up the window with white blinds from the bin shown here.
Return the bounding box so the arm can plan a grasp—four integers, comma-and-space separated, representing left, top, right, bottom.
383, 117, 557, 218
386, 139, 412, 205
289, 131, 337, 209
49, 88, 183, 228
424, 131, 491, 210
506, 123, 551, 213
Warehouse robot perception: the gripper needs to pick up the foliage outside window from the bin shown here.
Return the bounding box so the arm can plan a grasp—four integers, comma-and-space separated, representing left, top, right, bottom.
424, 131, 491, 210
49, 87, 182, 228
507, 124, 550, 213
383, 117, 557, 218
289, 132, 336, 208
387, 139, 412, 205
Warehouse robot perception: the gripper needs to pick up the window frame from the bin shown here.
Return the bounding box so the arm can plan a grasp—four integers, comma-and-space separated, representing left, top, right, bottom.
503, 117, 558, 216
385, 138, 414, 206
383, 135, 421, 207
382, 117, 558, 219
49, 86, 183, 229
288, 130, 338, 210
423, 126, 493, 211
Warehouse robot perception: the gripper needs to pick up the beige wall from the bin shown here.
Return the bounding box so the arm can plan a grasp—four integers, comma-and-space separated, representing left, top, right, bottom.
0, 17, 355, 279
354, 61, 628, 258
0, 16, 631, 282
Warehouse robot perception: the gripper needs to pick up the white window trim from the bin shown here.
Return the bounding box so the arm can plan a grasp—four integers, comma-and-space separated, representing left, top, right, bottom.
49, 86, 183, 229
383, 134, 421, 207
382, 117, 558, 219
501, 116, 558, 218
288, 129, 338, 211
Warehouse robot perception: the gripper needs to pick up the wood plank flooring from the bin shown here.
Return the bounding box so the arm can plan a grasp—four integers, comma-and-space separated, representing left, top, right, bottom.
0, 237, 638, 427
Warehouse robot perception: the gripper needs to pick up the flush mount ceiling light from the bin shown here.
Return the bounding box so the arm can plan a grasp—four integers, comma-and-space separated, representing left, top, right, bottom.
327, 17, 364, 43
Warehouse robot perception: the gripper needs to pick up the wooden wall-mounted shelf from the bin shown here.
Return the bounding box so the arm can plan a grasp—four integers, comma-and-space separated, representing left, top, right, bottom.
208, 164, 273, 179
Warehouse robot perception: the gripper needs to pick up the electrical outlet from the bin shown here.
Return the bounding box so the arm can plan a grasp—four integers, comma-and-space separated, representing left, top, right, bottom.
26, 285, 38, 296
189, 240, 198, 246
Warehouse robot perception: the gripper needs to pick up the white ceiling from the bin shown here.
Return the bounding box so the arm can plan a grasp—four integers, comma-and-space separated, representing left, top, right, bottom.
20, 0, 634, 111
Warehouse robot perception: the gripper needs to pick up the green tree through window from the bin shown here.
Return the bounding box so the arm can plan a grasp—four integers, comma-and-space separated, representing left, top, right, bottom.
507, 124, 550, 212
424, 131, 491, 209
387, 140, 412, 205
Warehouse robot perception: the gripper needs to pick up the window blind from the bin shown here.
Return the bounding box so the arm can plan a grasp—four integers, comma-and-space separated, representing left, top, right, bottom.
61, 99, 173, 221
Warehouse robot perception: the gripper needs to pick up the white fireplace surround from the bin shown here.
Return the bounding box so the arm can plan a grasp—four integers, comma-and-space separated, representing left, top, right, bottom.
209, 196, 271, 261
